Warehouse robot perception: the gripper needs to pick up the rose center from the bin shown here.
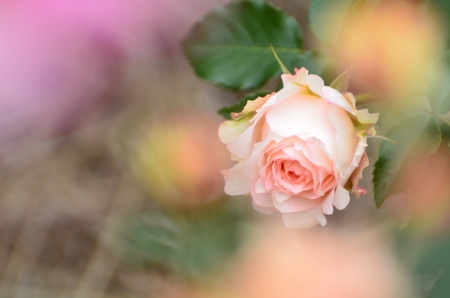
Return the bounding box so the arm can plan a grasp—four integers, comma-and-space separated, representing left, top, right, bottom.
280, 160, 309, 183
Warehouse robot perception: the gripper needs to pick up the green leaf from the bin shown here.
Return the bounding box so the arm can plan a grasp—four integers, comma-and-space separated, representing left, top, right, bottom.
373, 115, 441, 208
415, 236, 450, 298
330, 67, 353, 93
429, 51, 450, 114
113, 202, 243, 280
183, 0, 303, 91
416, 272, 443, 298
309, 0, 354, 48
218, 90, 270, 119
425, 0, 450, 46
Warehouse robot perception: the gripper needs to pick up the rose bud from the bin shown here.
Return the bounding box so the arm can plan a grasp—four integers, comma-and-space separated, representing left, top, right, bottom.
219, 68, 378, 228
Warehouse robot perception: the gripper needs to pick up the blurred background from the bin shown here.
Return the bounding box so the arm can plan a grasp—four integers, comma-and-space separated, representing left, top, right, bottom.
0, 0, 450, 297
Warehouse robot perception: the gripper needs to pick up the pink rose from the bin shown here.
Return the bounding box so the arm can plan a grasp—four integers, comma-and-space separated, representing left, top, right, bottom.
219, 68, 378, 228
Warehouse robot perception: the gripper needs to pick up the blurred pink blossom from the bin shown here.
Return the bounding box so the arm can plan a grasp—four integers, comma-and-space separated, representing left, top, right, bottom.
0, 0, 225, 149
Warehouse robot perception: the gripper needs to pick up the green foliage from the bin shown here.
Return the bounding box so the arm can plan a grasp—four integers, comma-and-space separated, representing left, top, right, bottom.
309, 0, 354, 48
373, 115, 442, 208
429, 51, 450, 114
415, 236, 450, 298
426, 0, 450, 45
183, 0, 303, 91
115, 202, 243, 279
218, 90, 270, 120
330, 67, 352, 93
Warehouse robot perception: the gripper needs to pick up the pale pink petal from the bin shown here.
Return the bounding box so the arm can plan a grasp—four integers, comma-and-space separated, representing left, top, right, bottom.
261, 123, 283, 141
272, 190, 291, 204
252, 201, 276, 214
281, 208, 327, 228
280, 74, 302, 99
266, 94, 336, 157
302, 139, 333, 171
244, 140, 270, 181
333, 184, 351, 210
296, 67, 309, 83
251, 184, 273, 207
307, 74, 324, 97
343, 92, 357, 108
258, 92, 279, 111
327, 105, 359, 177
296, 189, 322, 200
282, 147, 320, 188
322, 86, 357, 114
221, 162, 250, 195
243, 93, 274, 114
254, 178, 268, 193
321, 190, 335, 215
320, 175, 337, 194
273, 195, 322, 213
338, 139, 367, 185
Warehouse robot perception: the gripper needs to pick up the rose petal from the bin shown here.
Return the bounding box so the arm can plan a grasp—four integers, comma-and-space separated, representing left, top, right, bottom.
272, 190, 291, 204
281, 208, 327, 228
266, 94, 336, 157
243, 93, 274, 114
221, 162, 250, 195
273, 195, 322, 213
321, 190, 335, 215
251, 183, 274, 207
322, 86, 357, 115
307, 74, 325, 97
327, 105, 359, 177
244, 140, 270, 181
252, 201, 276, 214
333, 184, 351, 210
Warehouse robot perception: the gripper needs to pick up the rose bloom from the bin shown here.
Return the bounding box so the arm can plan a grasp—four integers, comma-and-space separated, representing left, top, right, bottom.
219, 68, 378, 228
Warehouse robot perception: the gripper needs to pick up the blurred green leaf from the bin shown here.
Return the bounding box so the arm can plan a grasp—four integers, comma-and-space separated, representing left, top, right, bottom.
373, 115, 441, 208
426, 0, 450, 46
416, 271, 443, 298
116, 202, 243, 280
330, 67, 352, 93
309, 0, 374, 48
429, 51, 450, 114
183, 0, 303, 91
309, 0, 354, 48
218, 90, 271, 120
415, 236, 450, 298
